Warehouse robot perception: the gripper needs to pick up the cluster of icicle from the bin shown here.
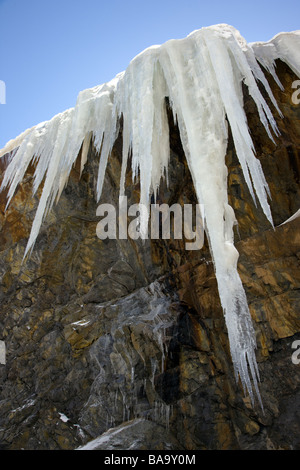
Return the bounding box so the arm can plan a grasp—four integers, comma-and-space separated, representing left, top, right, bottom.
1, 24, 300, 408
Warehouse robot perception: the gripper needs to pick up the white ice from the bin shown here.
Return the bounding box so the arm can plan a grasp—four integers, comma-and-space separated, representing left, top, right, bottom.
1, 24, 300, 407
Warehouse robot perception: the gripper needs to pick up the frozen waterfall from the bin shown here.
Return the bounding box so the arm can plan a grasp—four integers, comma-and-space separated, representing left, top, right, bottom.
1, 24, 300, 407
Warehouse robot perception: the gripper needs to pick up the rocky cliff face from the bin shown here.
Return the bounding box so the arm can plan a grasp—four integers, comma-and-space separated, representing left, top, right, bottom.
0, 59, 300, 450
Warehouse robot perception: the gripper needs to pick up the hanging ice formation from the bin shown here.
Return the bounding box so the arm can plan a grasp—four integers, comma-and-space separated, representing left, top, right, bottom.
1, 24, 300, 407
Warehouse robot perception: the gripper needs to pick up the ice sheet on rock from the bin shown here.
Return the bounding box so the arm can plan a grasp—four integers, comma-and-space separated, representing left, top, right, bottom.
0, 340, 5, 365
1, 24, 300, 407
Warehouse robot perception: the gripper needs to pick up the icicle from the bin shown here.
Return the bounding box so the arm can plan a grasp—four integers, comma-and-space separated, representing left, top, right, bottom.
250, 30, 300, 88
1, 24, 300, 407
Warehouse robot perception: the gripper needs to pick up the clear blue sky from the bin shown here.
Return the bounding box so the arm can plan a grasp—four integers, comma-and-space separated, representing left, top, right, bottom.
0, 0, 299, 149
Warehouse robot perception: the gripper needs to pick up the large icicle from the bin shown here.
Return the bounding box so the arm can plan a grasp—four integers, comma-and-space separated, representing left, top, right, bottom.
1, 24, 300, 406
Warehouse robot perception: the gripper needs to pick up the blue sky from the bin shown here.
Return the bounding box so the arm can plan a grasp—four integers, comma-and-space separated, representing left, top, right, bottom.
0, 0, 299, 148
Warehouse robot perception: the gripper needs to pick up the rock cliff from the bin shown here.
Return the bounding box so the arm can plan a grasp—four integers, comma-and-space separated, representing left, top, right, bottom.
0, 58, 300, 450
